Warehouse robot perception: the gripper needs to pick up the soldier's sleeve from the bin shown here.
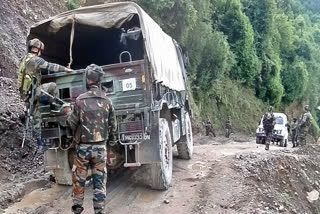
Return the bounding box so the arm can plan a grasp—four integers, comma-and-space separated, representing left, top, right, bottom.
108, 103, 116, 141
67, 100, 80, 132
34, 56, 67, 74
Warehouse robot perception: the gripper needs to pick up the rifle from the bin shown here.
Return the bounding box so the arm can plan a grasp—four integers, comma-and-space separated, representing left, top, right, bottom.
21, 82, 36, 148
40, 89, 66, 105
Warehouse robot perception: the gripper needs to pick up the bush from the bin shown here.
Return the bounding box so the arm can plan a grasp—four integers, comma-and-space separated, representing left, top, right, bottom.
66, 0, 80, 10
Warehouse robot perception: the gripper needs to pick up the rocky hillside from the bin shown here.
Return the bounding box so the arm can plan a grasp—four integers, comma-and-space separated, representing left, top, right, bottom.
0, 0, 66, 78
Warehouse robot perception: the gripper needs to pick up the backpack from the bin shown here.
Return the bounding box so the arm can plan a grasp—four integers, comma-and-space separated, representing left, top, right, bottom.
17, 55, 34, 96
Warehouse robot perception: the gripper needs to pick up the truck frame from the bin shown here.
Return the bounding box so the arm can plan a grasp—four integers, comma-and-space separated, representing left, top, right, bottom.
28, 2, 193, 190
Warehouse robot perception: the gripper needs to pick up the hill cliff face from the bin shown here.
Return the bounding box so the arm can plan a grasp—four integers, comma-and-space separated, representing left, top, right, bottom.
0, 0, 66, 79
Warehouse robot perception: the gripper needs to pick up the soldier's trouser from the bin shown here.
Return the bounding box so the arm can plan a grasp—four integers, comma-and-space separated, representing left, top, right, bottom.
292, 130, 297, 147
32, 106, 41, 138
72, 144, 107, 214
225, 128, 231, 138
265, 131, 272, 150
297, 131, 307, 146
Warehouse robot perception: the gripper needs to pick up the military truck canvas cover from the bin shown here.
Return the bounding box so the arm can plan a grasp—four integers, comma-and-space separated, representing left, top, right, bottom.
28, 2, 186, 91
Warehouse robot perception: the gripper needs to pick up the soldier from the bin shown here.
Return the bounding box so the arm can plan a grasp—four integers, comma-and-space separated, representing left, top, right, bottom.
290, 117, 298, 148
205, 119, 216, 137
17, 38, 71, 152
297, 105, 312, 146
263, 106, 275, 151
65, 64, 116, 214
225, 116, 232, 138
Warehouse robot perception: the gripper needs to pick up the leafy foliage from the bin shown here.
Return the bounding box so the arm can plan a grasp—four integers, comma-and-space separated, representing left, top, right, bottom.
66, 0, 80, 10
136, 0, 320, 130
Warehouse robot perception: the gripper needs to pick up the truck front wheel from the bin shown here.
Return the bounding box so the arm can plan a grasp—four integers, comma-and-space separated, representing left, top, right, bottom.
150, 118, 173, 190
177, 112, 193, 160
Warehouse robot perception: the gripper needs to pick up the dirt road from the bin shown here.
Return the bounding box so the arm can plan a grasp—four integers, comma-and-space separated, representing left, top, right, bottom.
3, 135, 318, 214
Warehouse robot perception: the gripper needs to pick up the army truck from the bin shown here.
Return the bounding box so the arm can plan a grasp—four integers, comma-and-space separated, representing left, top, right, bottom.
27, 2, 193, 190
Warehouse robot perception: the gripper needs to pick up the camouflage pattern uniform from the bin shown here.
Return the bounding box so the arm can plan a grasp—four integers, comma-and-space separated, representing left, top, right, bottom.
263, 107, 275, 151
18, 39, 69, 150
205, 120, 216, 137
67, 64, 116, 214
225, 117, 232, 138
297, 106, 312, 146
290, 118, 298, 148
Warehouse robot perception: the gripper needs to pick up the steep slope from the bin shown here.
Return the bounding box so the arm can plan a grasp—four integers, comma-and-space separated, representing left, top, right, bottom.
0, 0, 66, 78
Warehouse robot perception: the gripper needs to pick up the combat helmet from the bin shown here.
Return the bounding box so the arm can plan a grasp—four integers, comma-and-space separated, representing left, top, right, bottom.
28, 38, 45, 51
86, 64, 104, 85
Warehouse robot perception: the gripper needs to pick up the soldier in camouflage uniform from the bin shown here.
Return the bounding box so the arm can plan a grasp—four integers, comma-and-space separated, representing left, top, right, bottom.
205, 119, 216, 137
297, 105, 312, 146
66, 64, 116, 214
290, 117, 298, 148
17, 38, 71, 151
225, 116, 232, 138
263, 106, 275, 151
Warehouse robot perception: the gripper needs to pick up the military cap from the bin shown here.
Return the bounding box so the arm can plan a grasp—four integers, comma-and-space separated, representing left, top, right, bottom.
86, 64, 104, 84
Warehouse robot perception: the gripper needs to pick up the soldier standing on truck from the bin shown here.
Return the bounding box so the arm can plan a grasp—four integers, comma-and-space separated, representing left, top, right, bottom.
17, 38, 71, 152
65, 64, 116, 214
291, 117, 298, 148
263, 106, 275, 151
297, 105, 312, 146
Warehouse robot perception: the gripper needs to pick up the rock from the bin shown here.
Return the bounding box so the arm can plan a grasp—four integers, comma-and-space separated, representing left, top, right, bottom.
307, 190, 319, 203
279, 205, 285, 212
163, 199, 170, 204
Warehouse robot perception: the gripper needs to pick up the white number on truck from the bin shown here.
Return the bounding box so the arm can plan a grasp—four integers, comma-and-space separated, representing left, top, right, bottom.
122, 78, 137, 91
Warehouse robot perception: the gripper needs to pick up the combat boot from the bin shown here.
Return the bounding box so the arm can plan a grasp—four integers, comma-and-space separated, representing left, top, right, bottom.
265, 143, 269, 151
72, 205, 84, 214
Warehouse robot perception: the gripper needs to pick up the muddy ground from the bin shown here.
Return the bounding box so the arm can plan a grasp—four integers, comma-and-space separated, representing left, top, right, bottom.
0, 0, 66, 78
2, 135, 320, 214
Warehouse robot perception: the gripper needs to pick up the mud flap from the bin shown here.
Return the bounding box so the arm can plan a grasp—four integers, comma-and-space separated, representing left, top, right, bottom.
45, 149, 73, 185
137, 111, 161, 164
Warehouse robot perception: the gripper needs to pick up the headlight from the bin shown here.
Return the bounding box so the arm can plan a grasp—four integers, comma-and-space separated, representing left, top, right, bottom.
259, 128, 264, 132
274, 130, 282, 134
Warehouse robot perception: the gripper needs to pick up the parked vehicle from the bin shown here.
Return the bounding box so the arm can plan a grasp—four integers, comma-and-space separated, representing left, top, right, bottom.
28, 2, 193, 190
272, 113, 289, 147
256, 113, 289, 147
256, 120, 266, 144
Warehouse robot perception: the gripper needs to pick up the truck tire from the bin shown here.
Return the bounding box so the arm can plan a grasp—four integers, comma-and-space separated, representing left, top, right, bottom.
53, 149, 75, 185
177, 112, 193, 160
150, 118, 173, 190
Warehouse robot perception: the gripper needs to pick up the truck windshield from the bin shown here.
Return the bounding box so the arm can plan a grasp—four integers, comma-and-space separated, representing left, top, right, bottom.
275, 117, 284, 125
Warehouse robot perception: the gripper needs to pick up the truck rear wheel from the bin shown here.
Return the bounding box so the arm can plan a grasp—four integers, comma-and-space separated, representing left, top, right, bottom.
150, 118, 173, 190
53, 149, 75, 185
177, 112, 193, 160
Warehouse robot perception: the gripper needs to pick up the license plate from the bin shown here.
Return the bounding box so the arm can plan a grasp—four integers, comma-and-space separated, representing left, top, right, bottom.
122, 78, 136, 91
121, 133, 143, 141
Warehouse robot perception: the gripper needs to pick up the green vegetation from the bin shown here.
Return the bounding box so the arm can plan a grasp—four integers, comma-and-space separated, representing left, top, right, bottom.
66, 0, 80, 10
136, 0, 320, 134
